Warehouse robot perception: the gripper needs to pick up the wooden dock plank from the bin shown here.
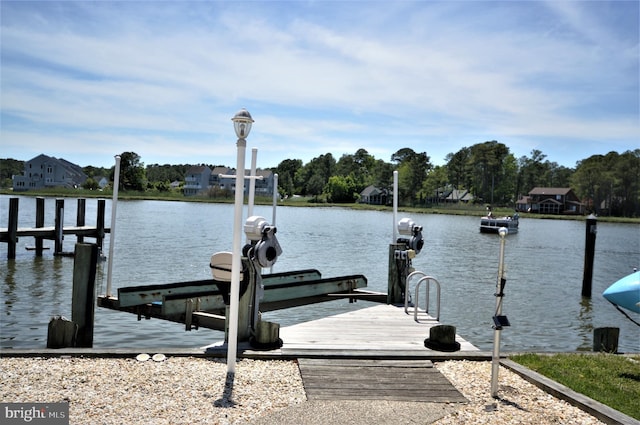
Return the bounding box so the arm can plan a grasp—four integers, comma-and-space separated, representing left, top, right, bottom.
278, 304, 478, 355
298, 357, 467, 402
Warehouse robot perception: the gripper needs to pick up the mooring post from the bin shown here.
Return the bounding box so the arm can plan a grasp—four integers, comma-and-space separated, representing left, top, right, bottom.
581, 214, 598, 297
7, 197, 18, 259
35, 197, 45, 256
76, 198, 86, 243
72, 243, 99, 347
54, 199, 64, 255
96, 199, 106, 250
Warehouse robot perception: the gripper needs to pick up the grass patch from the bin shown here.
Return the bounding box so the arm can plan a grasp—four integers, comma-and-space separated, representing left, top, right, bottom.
510, 353, 640, 419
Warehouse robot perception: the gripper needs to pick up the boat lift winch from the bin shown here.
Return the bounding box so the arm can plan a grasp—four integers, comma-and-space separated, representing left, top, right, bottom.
97, 215, 380, 348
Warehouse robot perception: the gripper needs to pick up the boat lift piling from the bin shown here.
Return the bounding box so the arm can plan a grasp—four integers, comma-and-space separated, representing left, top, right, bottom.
387, 170, 424, 305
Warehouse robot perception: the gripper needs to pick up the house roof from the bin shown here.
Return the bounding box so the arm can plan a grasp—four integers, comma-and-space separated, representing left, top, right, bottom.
186, 165, 211, 174
529, 187, 572, 195
360, 185, 382, 196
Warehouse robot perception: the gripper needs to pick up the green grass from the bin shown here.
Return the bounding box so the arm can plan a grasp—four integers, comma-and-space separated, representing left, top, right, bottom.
510, 353, 640, 419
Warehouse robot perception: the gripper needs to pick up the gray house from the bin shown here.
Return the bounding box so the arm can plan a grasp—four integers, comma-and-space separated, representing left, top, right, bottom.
12, 154, 87, 191
183, 165, 212, 196
186, 166, 276, 197
360, 185, 388, 205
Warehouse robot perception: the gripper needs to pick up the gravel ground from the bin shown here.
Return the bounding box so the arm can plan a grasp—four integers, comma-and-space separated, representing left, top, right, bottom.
0, 356, 606, 425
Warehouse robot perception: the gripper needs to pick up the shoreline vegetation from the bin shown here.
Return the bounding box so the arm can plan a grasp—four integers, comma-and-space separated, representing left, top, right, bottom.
1, 188, 638, 224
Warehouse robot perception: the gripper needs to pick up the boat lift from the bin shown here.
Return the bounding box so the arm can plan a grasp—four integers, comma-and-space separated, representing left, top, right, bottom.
97, 214, 382, 347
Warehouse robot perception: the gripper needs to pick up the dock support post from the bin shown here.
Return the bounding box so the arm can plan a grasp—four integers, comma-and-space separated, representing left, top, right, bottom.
35, 197, 45, 256
581, 214, 597, 297
7, 197, 18, 259
96, 199, 106, 250
387, 243, 406, 304
593, 327, 619, 353
72, 243, 99, 347
76, 198, 86, 243
54, 199, 64, 255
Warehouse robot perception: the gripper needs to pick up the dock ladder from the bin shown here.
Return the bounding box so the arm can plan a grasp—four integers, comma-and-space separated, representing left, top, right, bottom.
404, 271, 441, 322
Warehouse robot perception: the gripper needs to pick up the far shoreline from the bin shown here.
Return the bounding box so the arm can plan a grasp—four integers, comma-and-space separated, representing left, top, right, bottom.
1, 189, 638, 225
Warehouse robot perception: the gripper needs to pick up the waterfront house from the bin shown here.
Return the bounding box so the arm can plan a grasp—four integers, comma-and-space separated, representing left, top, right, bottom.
186, 166, 276, 197
444, 188, 474, 203
183, 165, 212, 196
517, 187, 584, 214
360, 185, 388, 205
12, 154, 87, 191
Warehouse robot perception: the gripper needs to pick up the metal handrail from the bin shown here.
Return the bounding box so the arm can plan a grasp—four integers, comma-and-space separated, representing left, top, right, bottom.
414, 276, 441, 322
404, 271, 427, 314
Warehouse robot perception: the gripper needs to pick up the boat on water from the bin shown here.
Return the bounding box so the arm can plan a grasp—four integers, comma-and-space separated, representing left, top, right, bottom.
603, 270, 640, 314
479, 213, 519, 234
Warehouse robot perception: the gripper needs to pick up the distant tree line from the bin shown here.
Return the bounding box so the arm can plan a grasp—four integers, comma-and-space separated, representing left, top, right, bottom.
2, 145, 638, 216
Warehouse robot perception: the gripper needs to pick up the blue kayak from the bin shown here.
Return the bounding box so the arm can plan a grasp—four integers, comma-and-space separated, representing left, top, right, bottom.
603, 270, 640, 314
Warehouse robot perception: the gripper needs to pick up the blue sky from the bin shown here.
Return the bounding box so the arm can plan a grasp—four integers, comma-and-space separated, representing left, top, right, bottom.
1, 1, 638, 170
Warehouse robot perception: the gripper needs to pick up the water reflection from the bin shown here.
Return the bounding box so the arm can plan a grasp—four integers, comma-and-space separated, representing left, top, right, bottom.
577, 296, 594, 351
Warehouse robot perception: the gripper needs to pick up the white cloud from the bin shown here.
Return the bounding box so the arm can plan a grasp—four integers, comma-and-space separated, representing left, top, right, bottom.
1, 1, 637, 169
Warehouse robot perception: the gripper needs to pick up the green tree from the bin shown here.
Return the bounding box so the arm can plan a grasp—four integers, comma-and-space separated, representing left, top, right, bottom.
306, 174, 325, 202
115, 152, 146, 191
468, 141, 510, 205
0, 158, 24, 188
391, 148, 432, 205
445, 147, 472, 190
275, 159, 302, 197
325, 175, 358, 203
295, 153, 335, 196
422, 165, 449, 203
82, 177, 99, 190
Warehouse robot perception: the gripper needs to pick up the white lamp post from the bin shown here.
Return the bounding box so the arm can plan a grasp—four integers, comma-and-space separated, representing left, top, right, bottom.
227, 108, 254, 374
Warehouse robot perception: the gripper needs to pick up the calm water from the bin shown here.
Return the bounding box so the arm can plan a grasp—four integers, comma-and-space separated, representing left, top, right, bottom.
2, 195, 639, 352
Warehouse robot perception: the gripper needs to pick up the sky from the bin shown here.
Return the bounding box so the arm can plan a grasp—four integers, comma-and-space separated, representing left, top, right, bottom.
1, 1, 638, 170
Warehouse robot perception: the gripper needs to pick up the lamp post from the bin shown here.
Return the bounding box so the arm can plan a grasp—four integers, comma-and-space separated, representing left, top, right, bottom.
227, 108, 254, 374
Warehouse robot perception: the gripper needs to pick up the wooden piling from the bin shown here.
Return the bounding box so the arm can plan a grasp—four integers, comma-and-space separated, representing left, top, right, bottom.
96, 199, 106, 250
387, 243, 406, 304
54, 199, 64, 255
46, 316, 78, 348
581, 214, 597, 297
71, 243, 99, 347
7, 197, 18, 259
76, 198, 86, 243
593, 327, 619, 353
35, 197, 45, 256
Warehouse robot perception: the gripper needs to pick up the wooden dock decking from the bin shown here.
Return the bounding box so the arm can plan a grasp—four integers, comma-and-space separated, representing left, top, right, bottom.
298, 358, 467, 402
205, 303, 480, 359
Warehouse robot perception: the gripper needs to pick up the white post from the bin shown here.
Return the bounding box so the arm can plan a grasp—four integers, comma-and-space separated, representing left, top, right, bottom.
393, 170, 398, 243
105, 155, 121, 297
271, 173, 278, 227
490, 228, 508, 398
270, 173, 278, 274
247, 148, 258, 219
227, 138, 247, 374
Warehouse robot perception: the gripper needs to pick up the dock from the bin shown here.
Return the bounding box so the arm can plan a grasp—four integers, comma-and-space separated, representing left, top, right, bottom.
203, 303, 480, 359
1, 197, 109, 258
